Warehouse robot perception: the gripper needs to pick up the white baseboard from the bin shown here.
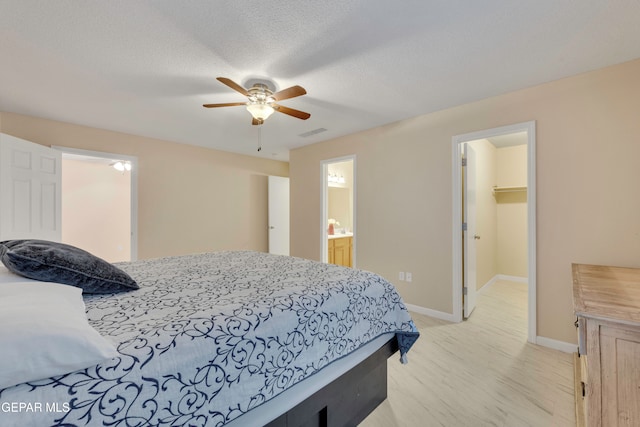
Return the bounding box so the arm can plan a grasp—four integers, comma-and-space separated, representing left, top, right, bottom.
498, 274, 528, 284
405, 304, 577, 354
478, 275, 499, 294
535, 336, 577, 354
478, 274, 528, 294
405, 303, 455, 322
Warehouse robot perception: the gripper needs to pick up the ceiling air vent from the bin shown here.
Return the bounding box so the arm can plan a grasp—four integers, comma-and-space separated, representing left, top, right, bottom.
299, 128, 327, 138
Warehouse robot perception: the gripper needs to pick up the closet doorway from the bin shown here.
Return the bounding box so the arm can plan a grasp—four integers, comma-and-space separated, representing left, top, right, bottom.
452, 121, 536, 343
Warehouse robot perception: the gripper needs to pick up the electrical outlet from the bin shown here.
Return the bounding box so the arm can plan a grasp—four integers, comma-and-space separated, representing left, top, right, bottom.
406, 272, 412, 282
398, 272, 405, 281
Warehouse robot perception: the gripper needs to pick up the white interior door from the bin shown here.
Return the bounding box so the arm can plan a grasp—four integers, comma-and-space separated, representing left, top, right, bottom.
0, 133, 61, 242
463, 143, 478, 318
268, 176, 290, 255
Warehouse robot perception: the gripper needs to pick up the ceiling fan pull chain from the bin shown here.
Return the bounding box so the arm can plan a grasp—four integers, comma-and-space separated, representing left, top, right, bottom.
257, 125, 262, 152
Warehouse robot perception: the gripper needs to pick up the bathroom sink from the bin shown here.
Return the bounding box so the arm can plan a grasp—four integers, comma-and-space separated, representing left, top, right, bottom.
328, 232, 353, 239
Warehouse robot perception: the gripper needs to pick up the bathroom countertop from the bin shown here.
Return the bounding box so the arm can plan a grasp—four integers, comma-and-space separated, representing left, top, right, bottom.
328, 232, 353, 240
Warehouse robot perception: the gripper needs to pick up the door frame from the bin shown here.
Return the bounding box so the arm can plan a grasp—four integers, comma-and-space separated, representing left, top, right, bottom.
54, 146, 139, 261
462, 142, 478, 319
320, 155, 356, 266
451, 121, 536, 343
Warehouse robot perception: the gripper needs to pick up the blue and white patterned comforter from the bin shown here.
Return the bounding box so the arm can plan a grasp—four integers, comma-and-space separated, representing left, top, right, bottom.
0, 251, 419, 427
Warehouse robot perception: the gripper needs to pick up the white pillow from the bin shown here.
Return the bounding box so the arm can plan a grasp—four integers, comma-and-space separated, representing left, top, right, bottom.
0, 265, 40, 284
0, 281, 119, 389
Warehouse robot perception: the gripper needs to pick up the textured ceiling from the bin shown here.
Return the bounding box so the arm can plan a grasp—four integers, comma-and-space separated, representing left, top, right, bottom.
1, 1, 640, 161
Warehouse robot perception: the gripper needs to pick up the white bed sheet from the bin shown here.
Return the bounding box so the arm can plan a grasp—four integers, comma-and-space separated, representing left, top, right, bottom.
0, 265, 39, 284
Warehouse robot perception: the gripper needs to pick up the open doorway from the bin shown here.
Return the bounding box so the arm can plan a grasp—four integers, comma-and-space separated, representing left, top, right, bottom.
321, 156, 356, 267
57, 147, 138, 262
452, 121, 536, 343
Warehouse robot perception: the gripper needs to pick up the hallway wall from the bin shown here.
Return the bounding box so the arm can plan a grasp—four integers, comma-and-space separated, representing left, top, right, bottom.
62, 158, 131, 262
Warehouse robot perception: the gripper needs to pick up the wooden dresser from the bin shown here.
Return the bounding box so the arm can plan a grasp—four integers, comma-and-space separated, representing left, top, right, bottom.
572, 263, 640, 427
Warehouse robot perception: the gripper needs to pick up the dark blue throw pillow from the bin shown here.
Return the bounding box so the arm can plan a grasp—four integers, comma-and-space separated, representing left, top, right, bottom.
0, 240, 138, 294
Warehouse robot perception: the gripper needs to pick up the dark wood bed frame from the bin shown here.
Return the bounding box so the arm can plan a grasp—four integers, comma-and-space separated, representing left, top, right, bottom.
265, 336, 399, 427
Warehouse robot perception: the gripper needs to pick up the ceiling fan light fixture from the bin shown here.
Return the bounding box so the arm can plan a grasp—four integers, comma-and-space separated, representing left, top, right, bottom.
204, 77, 310, 125
246, 103, 275, 121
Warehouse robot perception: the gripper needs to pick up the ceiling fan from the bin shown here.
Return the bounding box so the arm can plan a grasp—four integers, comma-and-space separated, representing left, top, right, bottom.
203, 77, 311, 125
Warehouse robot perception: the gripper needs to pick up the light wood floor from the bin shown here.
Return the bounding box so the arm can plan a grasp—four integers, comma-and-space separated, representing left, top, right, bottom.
360, 280, 576, 427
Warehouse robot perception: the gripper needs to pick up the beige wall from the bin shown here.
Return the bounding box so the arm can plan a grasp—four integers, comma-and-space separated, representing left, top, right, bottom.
496, 145, 528, 277
468, 140, 498, 289
328, 188, 351, 232
0, 112, 289, 259
290, 58, 640, 345
62, 158, 131, 262
497, 145, 527, 188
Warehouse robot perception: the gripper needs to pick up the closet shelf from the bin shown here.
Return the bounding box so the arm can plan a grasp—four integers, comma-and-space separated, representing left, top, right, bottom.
492, 186, 527, 194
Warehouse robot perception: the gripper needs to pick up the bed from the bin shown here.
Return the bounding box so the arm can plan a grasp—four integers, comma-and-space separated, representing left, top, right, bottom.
0, 246, 419, 427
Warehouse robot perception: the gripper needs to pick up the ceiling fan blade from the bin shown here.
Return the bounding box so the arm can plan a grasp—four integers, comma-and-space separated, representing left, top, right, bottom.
202, 102, 246, 108
274, 104, 311, 120
216, 77, 249, 97
272, 85, 306, 101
